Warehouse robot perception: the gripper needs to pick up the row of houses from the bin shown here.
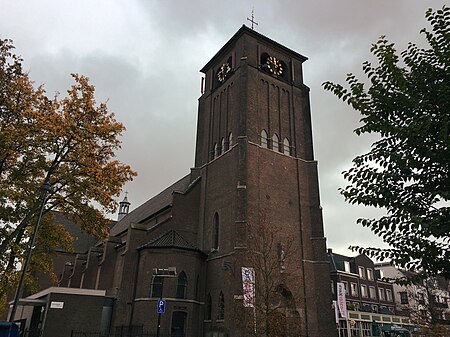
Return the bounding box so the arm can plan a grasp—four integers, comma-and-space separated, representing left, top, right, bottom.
327, 249, 450, 336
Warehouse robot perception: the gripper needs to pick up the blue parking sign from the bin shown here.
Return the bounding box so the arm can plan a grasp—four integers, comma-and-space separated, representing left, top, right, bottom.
157, 299, 166, 314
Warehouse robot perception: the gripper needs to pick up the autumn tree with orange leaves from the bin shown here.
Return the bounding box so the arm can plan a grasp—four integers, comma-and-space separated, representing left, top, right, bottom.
0, 39, 136, 306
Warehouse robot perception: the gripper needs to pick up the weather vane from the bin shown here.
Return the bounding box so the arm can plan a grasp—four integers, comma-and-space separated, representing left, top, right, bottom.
247, 7, 258, 30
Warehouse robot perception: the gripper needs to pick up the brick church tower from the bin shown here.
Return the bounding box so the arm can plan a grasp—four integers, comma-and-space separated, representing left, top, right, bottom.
9, 25, 337, 337
193, 25, 337, 337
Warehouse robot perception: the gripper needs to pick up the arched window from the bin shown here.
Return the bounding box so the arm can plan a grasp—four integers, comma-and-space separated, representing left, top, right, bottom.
214, 143, 218, 159
213, 213, 219, 250
261, 129, 268, 148
228, 132, 233, 147
176, 271, 187, 299
205, 293, 212, 320
151, 276, 164, 298
283, 137, 290, 155
272, 134, 280, 152
221, 137, 226, 154
217, 291, 225, 320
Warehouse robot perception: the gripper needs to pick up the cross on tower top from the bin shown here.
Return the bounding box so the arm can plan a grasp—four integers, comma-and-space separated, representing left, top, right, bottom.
247, 8, 258, 30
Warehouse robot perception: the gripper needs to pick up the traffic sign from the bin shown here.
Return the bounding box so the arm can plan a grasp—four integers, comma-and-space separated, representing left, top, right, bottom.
157, 299, 166, 314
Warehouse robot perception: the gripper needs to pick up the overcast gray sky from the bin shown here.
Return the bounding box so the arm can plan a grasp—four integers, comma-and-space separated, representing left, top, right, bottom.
1, 0, 445, 256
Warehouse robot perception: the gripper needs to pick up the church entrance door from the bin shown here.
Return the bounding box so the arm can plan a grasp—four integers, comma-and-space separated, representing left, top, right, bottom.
171, 311, 187, 337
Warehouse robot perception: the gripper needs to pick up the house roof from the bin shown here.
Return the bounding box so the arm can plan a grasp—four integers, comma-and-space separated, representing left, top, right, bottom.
109, 174, 194, 236
328, 251, 353, 272
138, 229, 198, 251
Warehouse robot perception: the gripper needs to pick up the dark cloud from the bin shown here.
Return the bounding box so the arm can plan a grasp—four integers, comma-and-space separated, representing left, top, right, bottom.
0, 0, 444, 257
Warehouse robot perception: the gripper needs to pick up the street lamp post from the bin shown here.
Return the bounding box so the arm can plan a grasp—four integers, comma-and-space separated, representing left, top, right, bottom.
9, 182, 53, 322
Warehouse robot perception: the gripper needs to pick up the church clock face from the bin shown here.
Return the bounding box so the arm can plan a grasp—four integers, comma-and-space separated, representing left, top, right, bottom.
217, 63, 231, 83
267, 56, 283, 76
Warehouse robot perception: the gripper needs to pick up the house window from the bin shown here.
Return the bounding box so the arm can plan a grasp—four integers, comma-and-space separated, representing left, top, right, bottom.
361, 285, 368, 298
344, 261, 351, 273
261, 129, 268, 148
342, 281, 349, 295
362, 303, 370, 312
283, 137, 290, 155
400, 291, 409, 304
350, 283, 358, 297
228, 132, 233, 147
360, 321, 371, 336
379, 288, 385, 301
212, 213, 219, 250
176, 271, 187, 299
272, 134, 279, 152
151, 276, 164, 298
418, 292, 425, 305
217, 291, 225, 320
367, 268, 374, 281
369, 286, 376, 299
386, 289, 393, 302
358, 266, 366, 279
205, 293, 212, 320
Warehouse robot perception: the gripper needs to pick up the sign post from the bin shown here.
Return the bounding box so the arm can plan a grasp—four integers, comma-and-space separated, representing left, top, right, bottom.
156, 299, 166, 337
157, 299, 166, 314
153, 268, 176, 337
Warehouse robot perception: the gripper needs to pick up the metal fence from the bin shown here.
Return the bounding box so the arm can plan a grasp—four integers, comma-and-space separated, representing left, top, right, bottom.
71, 326, 185, 337
71, 332, 177, 337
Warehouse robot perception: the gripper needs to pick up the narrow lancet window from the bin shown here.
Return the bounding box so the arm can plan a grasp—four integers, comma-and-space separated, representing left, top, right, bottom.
213, 213, 219, 250
272, 134, 280, 152
217, 291, 225, 320
176, 271, 187, 299
221, 137, 226, 154
283, 138, 290, 155
261, 129, 268, 148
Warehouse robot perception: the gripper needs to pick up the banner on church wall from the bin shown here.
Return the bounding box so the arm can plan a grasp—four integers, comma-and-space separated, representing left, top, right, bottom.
337, 282, 347, 318
241, 267, 255, 308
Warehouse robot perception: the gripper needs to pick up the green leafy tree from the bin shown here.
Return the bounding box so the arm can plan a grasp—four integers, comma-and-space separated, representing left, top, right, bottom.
0, 39, 137, 304
323, 6, 450, 280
